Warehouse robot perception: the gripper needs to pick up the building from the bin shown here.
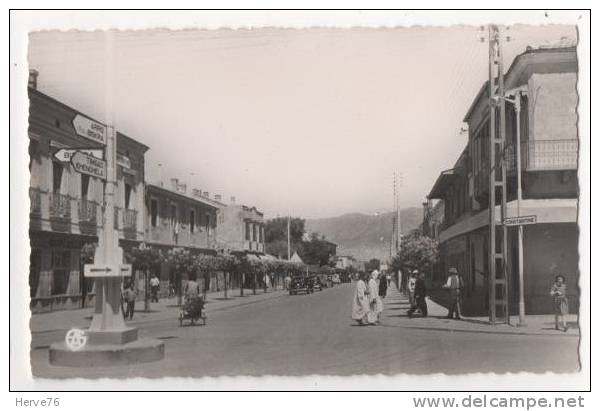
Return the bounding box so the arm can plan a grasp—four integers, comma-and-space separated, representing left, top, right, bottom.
215, 203, 265, 255
28, 84, 148, 312
335, 255, 356, 270
144, 179, 220, 289
427, 46, 579, 315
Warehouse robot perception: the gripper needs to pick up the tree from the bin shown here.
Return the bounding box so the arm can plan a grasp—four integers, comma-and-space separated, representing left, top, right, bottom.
264, 217, 305, 258
126, 244, 164, 311
298, 237, 336, 266
165, 248, 195, 305
365, 258, 381, 272
390, 231, 438, 278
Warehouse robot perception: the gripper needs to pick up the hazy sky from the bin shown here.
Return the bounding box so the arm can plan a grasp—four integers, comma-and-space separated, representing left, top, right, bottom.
28, 25, 576, 219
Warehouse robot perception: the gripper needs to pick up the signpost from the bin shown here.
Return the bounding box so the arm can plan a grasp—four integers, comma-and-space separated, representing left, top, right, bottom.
84, 264, 132, 278
72, 114, 106, 145
70, 151, 107, 180
503, 215, 537, 226
54, 148, 104, 163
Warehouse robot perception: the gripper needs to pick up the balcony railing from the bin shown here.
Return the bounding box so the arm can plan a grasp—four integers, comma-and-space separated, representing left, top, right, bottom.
506, 139, 579, 172
78, 199, 98, 223
29, 187, 42, 215
49, 192, 71, 219
122, 208, 138, 230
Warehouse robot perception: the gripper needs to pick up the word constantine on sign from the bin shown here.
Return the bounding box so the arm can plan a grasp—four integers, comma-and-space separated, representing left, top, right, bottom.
503, 215, 537, 226
70, 151, 107, 180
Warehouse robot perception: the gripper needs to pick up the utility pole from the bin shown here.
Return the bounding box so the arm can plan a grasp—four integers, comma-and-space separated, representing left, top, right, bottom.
287, 214, 291, 260
487, 24, 510, 325
514, 92, 526, 326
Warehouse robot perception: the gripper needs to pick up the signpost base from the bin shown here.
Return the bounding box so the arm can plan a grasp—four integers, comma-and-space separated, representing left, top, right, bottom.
49, 278, 164, 367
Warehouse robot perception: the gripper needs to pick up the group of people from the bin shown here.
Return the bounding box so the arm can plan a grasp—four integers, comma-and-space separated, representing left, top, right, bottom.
351, 270, 388, 326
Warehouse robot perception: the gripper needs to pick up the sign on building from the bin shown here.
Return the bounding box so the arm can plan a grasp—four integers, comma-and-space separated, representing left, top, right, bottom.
71, 151, 107, 180
116, 153, 131, 169
503, 215, 537, 226
54, 148, 104, 163
72, 114, 106, 145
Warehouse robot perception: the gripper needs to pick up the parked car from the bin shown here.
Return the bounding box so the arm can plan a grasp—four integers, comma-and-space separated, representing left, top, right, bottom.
307, 276, 323, 292
289, 276, 309, 295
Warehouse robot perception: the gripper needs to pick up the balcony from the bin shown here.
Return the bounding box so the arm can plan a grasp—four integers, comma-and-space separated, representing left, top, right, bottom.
78, 199, 98, 224
506, 139, 579, 172
49, 192, 71, 220
122, 208, 138, 230
29, 187, 42, 215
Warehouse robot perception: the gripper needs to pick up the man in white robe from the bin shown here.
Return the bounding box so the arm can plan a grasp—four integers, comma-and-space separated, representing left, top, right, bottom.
352, 273, 370, 325
367, 270, 381, 324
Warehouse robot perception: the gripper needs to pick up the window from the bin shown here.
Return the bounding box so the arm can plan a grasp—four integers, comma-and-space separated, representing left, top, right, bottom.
245, 222, 251, 241
52, 161, 63, 193
252, 224, 257, 241
190, 209, 196, 233
124, 183, 132, 209
150, 199, 158, 227
259, 225, 264, 242
81, 175, 90, 201
51, 250, 70, 295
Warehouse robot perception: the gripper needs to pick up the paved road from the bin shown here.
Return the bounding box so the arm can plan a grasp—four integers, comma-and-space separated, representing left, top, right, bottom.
30, 283, 579, 378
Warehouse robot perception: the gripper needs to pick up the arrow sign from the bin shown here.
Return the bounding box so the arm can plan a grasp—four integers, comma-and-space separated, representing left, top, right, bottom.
503, 215, 537, 226
72, 114, 106, 145
71, 151, 107, 180
84, 264, 132, 278
54, 148, 104, 163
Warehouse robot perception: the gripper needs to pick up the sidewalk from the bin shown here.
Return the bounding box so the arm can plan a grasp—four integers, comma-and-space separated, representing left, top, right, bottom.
385, 284, 579, 337
30, 287, 288, 334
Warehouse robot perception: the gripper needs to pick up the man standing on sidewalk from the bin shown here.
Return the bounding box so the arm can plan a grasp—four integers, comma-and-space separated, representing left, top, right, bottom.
443, 267, 463, 320
150, 274, 160, 303
407, 272, 428, 318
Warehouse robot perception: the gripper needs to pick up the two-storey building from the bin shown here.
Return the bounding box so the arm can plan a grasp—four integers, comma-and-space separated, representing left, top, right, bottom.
215, 203, 265, 255
427, 46, 579, 315
28, 83, 148, 312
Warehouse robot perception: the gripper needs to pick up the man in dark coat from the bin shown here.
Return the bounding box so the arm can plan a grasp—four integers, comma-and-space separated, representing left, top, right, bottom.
378, 272, 388, 299
407, 271, 428, 317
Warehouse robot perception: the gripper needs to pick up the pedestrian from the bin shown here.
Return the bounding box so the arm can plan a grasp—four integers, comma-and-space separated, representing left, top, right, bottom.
407, 272, 428, 317
284, 274, 292, 291
122, 281, 137, 320
367, 270, 381, 324
150, 274, 160, 303
407, 271, 417, 307
442, 267, 463, 320
352, 272, 370, 325
550, 275, 569, 332
184, 271, 201, 301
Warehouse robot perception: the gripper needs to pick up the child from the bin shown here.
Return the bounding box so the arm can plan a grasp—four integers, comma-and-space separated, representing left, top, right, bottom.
550, 275, 568, 332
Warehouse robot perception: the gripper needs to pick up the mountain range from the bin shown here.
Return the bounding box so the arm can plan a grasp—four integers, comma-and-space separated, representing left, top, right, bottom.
305, 207, 423, 263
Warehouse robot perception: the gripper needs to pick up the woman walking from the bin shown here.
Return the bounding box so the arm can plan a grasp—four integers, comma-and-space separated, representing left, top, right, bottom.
352, 272, 370, 325
550, 275, 569, 332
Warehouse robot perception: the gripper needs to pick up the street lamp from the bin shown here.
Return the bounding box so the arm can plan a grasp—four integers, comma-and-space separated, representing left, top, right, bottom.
495, 91, 526, 326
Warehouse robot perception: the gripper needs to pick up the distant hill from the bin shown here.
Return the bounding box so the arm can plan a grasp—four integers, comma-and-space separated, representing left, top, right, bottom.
305, 207, 423, 263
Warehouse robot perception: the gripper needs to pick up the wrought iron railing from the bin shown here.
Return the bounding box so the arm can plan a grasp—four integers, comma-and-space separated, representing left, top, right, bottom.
505, 139, 579, 172
122, 208, 138, 230
29, 187, 42, 215
78, 199, 98, 223
49, 192, 71, 219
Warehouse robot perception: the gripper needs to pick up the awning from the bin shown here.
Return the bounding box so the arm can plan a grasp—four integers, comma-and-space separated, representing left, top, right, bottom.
428, 169, 461, 199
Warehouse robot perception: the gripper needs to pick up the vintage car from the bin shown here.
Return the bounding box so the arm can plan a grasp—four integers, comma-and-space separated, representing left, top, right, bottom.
289, 276, 309, 295
307, 276, 323, 292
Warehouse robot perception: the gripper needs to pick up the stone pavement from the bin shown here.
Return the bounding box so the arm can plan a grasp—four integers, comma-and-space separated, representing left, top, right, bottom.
385, 283, 580, 337
30, 286, 290, 336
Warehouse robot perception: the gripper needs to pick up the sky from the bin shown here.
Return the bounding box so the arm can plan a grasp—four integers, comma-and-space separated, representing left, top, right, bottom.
28, 24, 577, 219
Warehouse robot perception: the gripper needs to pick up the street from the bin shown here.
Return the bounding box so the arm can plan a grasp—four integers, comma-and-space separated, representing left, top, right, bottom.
30, 283, 579, 378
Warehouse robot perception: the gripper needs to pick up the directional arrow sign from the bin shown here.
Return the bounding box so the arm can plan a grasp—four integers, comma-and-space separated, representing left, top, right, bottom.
503, 215, 537, 226
54, 148, 104, 163
84, 264, 132, 278
72, 114, 106, 145
71, 151, 107, 180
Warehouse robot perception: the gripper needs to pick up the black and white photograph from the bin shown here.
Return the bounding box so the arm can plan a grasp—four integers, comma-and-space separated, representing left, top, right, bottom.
9, 9, 591, 393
